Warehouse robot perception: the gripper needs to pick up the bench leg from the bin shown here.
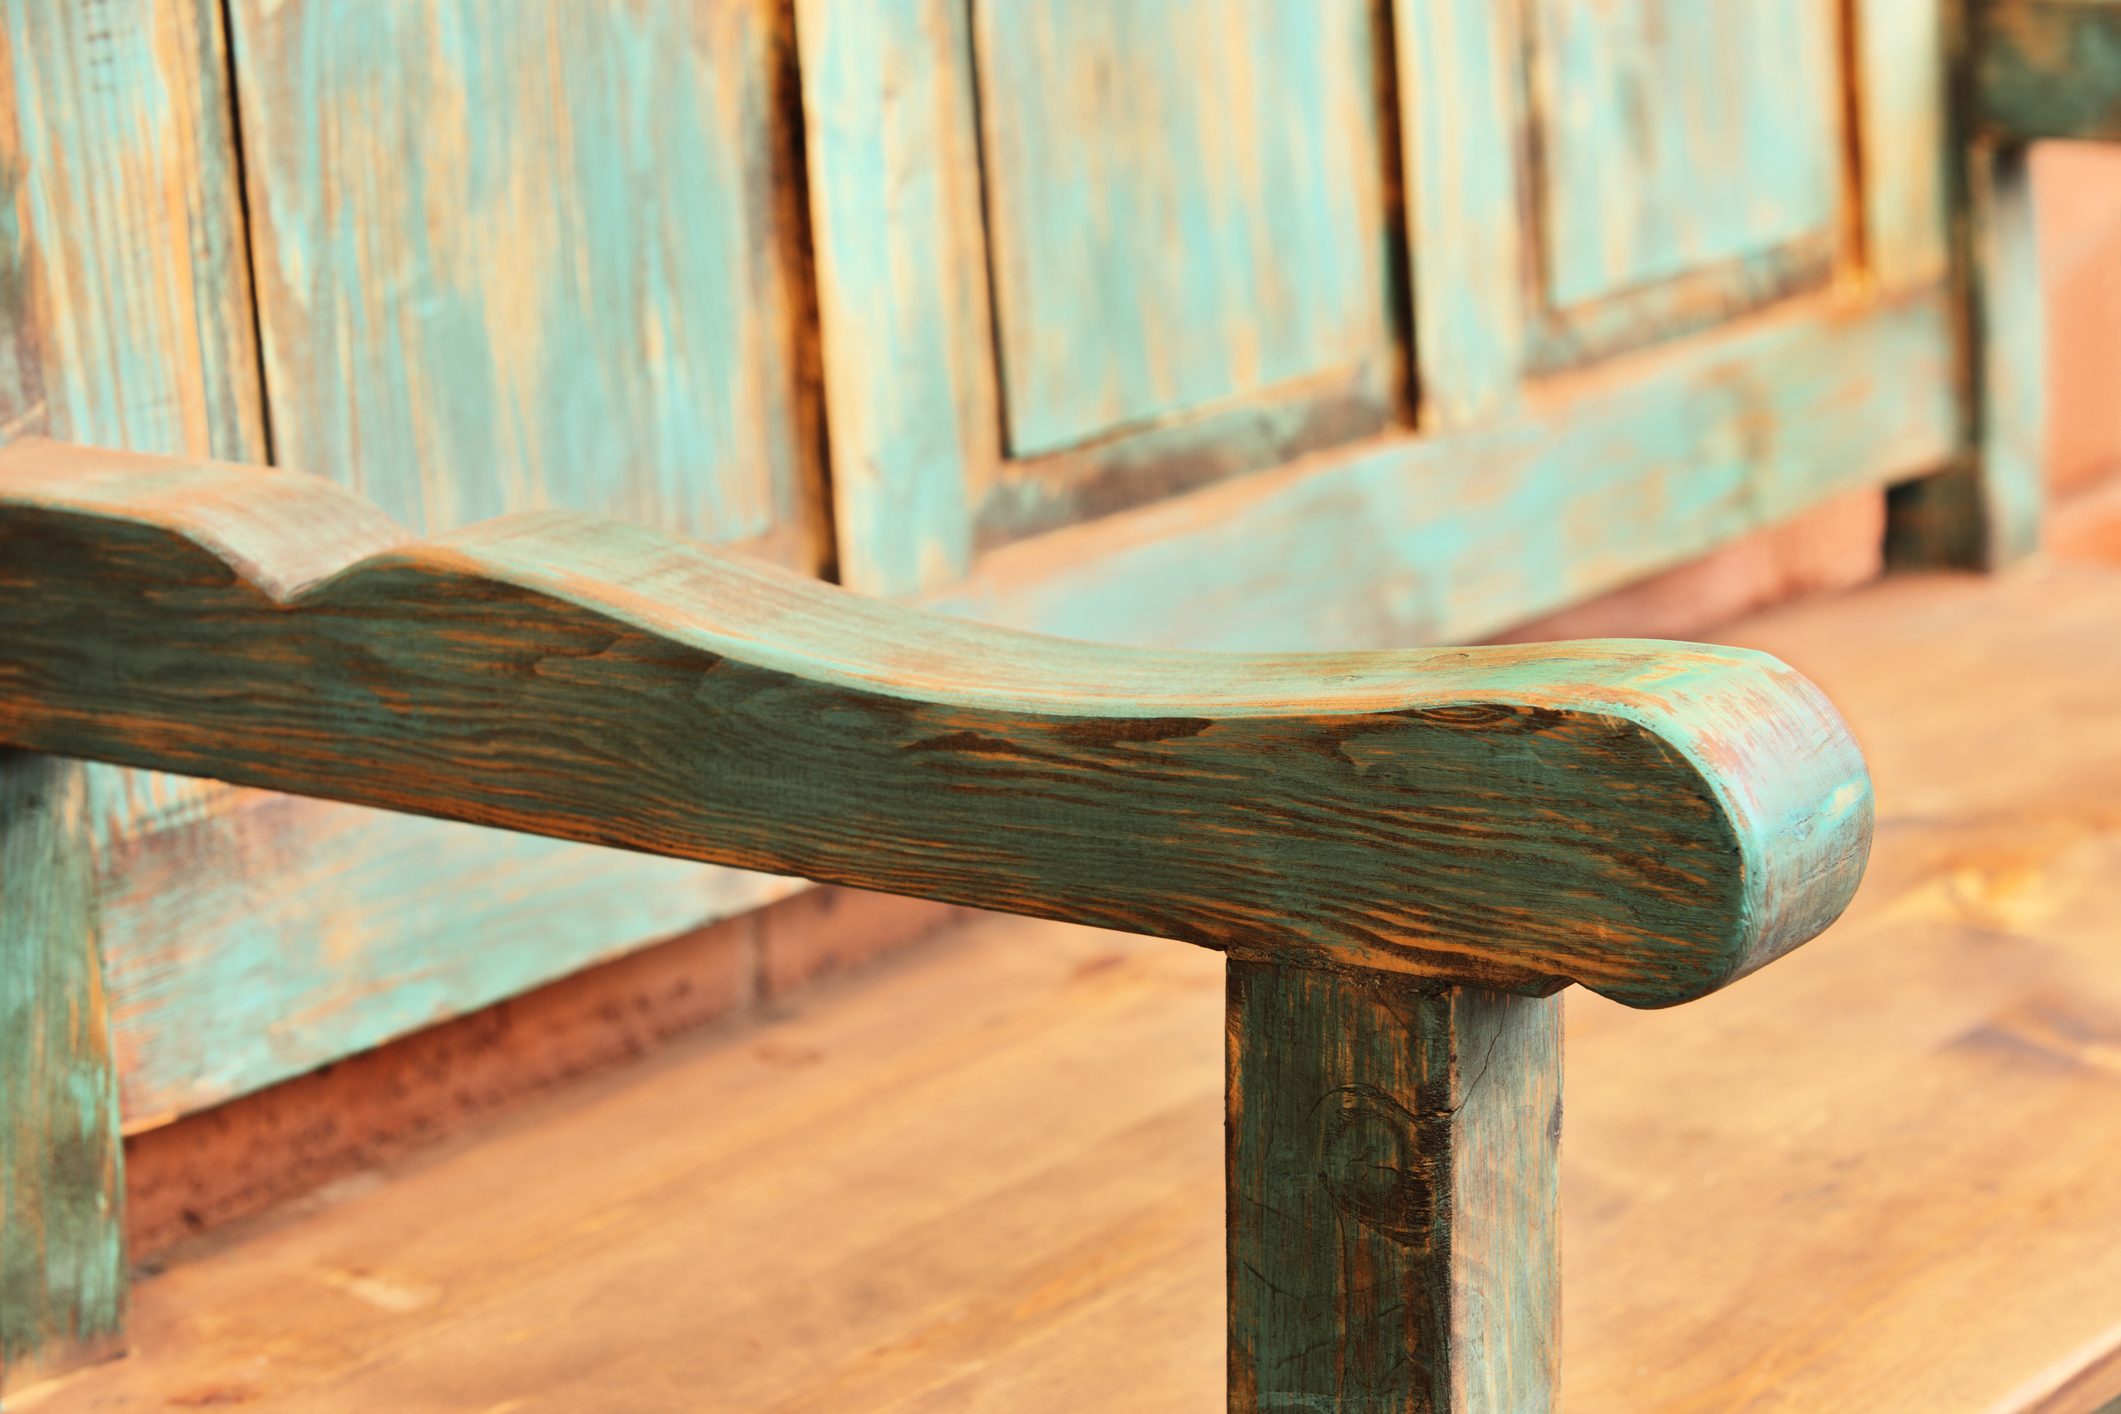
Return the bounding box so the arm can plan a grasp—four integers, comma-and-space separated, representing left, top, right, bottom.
1227, 960, 1560, 1413
1, 752, 126, 1392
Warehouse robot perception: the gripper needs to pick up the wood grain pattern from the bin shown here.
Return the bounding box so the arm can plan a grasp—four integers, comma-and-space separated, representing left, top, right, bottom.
1397, 0, 1527, 430
0, 0, 263, 463
91, 781, 803, 1130
20, 559, 2114, 1414
1978, 0, 2121, 142
0, 753, 125, 1395
796, 0, 989, 598
973, 0, 1393, 459
932, 293, 1956, 651
0, 437, 1871, 1007
227, 0, 822, 565
1227, 964, 1558, 1412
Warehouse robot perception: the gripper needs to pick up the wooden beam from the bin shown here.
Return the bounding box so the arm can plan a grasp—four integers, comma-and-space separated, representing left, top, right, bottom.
1978, 0, 2121, 142
0, 438, 1872, 1008
1228, 962, 1559, 1413
0, 752, 125, 1394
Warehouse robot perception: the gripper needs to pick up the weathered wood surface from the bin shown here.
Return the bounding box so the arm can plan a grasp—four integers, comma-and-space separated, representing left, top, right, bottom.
0, 0, 264, 463
1978, 0, 2121, 142
0, 438, 1869, 1006
972, 0, 1392, 459
91, 780, 803, 1131
0, 753, 125, 1396
1527, 0, 1842, 362
808, 1, 1952, 614
1397, 0, 1525, 431
22, 559, 2121, 1414
930, 293, 1955, 650
1228, 965, 1558, 1412
0, 0, 799, 1139
225, 0, 826, 567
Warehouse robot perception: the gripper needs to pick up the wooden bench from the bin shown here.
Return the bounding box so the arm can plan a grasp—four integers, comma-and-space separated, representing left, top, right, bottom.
6, 1, 2121, 1407
0, 435, 1873, 1409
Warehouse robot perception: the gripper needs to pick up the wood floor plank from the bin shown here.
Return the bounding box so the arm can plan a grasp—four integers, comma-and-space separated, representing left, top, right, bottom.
19, 561, 2121, 1413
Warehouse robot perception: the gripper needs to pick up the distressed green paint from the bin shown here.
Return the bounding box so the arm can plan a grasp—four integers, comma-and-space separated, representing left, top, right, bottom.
0, 0, 263, 462
0, 752, 125, 1394
932, 295, 1956, 651
1397, 0, 1527, 430
1978, 0, 2121, 141
0, 439, 1873, 1007
1887, 144, 2045, 571
1857, 0, 1951, 292
795, 0, 985, 598
86, 778, 800, 1126
974, 0, 1392, 458
228, 0, 814, 554
1227, 965, 1560, 1412
1530, 0, 1842, 309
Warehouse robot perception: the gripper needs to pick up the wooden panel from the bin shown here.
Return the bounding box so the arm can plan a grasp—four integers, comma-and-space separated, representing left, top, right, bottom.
87, 775, 801, 1129
1856, 0, 1950, 292
974, 0, 1392, 458
1227, 966, 1558, 1412
1979, 0, 2121, 142
1398, 0, 1528, 429
931, 294, 1956, 650
228, 0, 822, 563
1528, 0, 1843, 356
0, 0, 263, 462
0, 753, 124, 1394
0, 437, 1875, 1008
797, 0, 989, 598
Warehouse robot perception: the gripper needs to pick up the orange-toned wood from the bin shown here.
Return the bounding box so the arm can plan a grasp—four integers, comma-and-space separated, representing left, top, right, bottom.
17, 559, 2121, 1413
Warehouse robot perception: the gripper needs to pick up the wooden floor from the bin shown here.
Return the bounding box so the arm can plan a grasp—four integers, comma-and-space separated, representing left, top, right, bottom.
20, 561, 2121, 1414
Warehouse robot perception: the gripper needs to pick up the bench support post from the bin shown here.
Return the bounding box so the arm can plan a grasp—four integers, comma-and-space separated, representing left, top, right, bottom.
1, 752, 126, 1392
1227, 961, 1560, 1413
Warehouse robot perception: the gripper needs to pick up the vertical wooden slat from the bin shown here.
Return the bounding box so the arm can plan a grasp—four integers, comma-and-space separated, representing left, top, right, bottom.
1855, 0, 1951, 293
795, 0, 992, 598
0, 0, 264, 463
0, 753, 125, 1395
1969, 138, 2047, 565
1396, 0, 1527, 430
1227, 960, 1560, 1412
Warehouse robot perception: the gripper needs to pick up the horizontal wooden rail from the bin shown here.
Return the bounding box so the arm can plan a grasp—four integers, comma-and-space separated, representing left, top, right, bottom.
0, 438, 1871, 1008
1979, 0, 2121, 142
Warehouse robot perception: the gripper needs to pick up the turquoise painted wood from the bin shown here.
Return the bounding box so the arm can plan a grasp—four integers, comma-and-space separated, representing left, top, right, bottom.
1530, 0, 1842, 309
0, 0, 264, 462
796, 0, 986, 598
1397, 0, 1527, 430
84, 770, 800, 1128
0, 0, 803, 1146
227, 0, 821, 563
1979, 0, 2121, 142
930, 295, 1956, 651
0, 438, 1873, 1008
1227, 966, 1559, 1412
973, 0, 1393, 458
0, 753, 125, 1395
1857, 0, 1951, 293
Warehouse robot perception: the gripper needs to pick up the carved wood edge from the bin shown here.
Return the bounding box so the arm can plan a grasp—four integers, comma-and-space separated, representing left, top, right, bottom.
0, 438, 1873, 1007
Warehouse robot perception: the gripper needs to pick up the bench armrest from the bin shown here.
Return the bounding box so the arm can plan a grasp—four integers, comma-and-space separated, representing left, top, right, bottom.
0, 437, 1870, 1008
